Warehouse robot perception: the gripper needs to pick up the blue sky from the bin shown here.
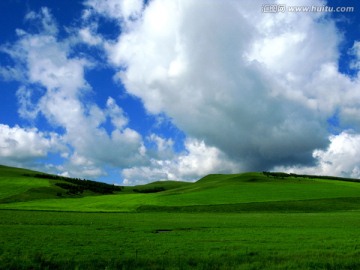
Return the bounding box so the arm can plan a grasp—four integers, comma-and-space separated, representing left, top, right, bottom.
1, 0, 360, 184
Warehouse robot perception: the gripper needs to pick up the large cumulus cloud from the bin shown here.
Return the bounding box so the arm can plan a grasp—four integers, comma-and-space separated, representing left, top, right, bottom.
93, 0, 345, 172
83, 0, 360, 182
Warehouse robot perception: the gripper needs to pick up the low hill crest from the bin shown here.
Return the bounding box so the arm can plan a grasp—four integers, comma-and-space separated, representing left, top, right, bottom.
1, 164, 360, 213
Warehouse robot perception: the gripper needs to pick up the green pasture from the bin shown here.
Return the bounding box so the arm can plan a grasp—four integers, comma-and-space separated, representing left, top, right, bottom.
1, 165, 360, 269
1, 210, 360, 269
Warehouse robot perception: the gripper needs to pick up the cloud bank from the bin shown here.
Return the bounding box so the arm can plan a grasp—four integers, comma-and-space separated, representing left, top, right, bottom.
2, 1, 360, 184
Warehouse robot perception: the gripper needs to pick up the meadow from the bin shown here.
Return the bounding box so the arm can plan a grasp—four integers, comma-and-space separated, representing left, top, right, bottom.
1, 210, 360, 269
1, 165, 360, 269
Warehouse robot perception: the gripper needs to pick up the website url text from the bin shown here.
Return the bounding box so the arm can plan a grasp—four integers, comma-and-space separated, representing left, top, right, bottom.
262, 5, 355, 13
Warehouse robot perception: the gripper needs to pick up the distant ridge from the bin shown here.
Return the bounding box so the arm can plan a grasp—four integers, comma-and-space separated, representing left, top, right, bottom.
262, 171, 360, 183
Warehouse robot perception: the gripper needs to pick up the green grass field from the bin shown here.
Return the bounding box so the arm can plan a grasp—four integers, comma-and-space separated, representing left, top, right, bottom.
0, 165, 51, 201
1, 165, 360, 269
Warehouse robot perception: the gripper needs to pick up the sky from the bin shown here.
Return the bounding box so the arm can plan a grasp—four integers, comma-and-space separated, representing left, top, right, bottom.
1, 0, 360, 185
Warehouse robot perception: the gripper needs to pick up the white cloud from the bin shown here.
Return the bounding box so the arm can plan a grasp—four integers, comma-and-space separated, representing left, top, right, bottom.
147, 133, 174, 160
349, 41, 360, 71
0, 124, 63, 165
25, 7, 58, 36
122, 138, 238, 185
79, 27, 103, 46
106, 97, 128, 129
16, 86, 41, 120
0, 66, 23, 82
84, 0, 143, 25
276, 131, 360, 178
176, 139, 239, 179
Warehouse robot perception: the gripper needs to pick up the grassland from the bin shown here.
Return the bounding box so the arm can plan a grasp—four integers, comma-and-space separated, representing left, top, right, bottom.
0, 165, 52, 201
1, 165, 360, 269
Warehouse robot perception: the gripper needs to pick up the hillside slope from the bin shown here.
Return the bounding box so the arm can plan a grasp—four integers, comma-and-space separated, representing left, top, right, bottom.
1, 165, 360, 212
0, 165, 57, 202
0, 165, 122, 203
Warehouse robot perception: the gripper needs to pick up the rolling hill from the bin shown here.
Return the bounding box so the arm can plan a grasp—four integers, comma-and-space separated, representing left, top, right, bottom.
0, 165, 123, 204
1, 165, 360, 212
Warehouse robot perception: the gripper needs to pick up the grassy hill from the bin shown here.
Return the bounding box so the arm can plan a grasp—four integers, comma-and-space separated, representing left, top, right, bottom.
0, 165, 123, 204
1, 165, 360, 212
0, 165, 58, 202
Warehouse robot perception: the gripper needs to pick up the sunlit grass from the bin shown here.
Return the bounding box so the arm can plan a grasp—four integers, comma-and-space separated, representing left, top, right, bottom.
0, 177, 50, 200
1, 210, 360, 269
0, 165, 52, 201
